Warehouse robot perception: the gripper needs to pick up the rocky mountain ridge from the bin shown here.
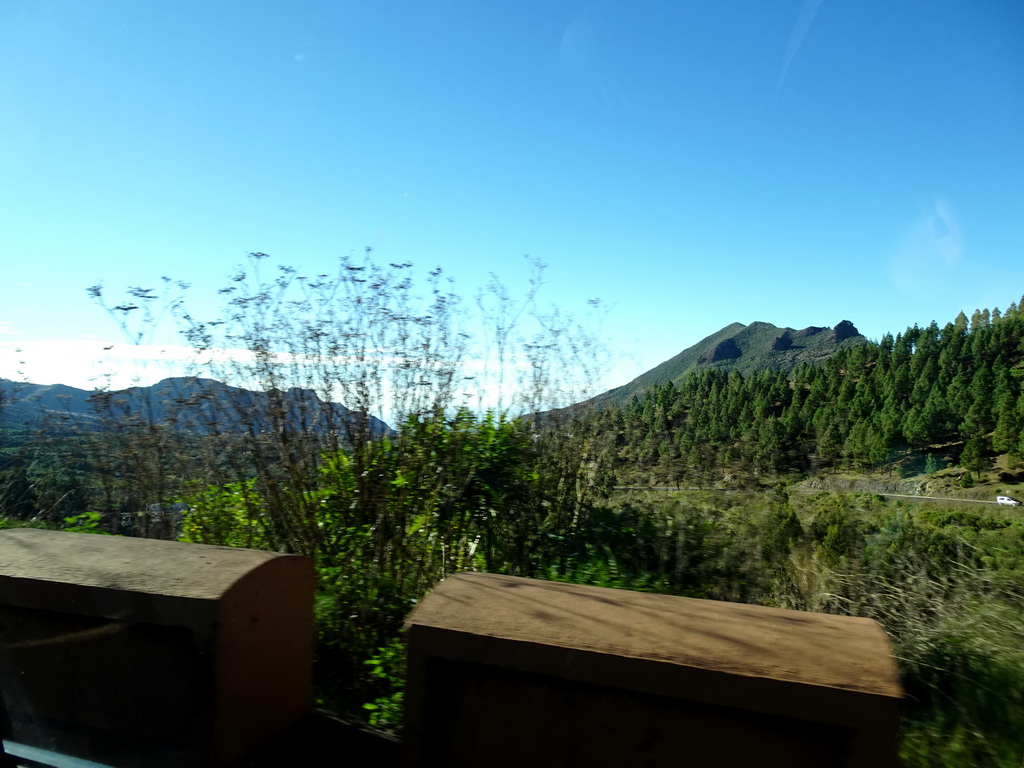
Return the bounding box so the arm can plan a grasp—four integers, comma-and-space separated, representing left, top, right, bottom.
0, 376, 391, 437
587, 319, 868, 408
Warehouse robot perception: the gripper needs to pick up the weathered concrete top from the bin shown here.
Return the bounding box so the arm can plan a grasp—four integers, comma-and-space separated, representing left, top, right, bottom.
0, 528, 306, 631
407, 572, 902, 721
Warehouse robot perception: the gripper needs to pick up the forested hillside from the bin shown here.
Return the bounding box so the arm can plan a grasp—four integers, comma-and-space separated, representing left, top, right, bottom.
592, 303, 1024, 485
587, 318, 867, 408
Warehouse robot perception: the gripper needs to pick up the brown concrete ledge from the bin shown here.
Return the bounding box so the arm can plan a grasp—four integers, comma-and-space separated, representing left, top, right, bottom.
0, 529, 313, 768
404, 572, 902, 767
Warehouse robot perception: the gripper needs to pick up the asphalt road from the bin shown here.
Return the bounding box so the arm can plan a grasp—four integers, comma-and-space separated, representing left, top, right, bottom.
612, 487, 1018, 506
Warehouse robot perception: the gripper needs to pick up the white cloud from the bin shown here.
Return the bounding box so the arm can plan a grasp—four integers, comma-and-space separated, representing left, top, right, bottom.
886, 197, 963, 296
0, 340, 341, 389
0, 336, 606, 418
775, 0, 825, 101
0, 339, 460, 392
0, 340, 197, 389
0, 321, 17, 335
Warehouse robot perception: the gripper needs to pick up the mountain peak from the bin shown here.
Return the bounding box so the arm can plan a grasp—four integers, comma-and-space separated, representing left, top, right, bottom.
833, 320, 860, 341
586, 319, 867, 408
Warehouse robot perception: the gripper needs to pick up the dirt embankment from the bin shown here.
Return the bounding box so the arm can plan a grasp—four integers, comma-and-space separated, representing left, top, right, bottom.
797, 476, 927, 496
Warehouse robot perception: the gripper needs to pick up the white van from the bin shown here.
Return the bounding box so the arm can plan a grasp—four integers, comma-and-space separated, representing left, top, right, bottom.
996, 496, 1022, 506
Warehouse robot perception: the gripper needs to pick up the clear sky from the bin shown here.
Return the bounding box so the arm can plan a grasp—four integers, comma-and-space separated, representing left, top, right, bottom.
2, 0, 1023, 394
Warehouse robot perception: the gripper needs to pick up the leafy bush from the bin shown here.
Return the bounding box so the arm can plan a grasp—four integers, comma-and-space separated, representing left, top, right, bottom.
179, 408, 607, 713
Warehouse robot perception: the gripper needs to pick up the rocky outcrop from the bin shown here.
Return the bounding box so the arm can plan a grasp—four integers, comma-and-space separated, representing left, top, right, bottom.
833, 320, 861, 341
697, 338, 741, 365
795, 326, 825, 339
800, 477, 925, 495
770, 333, 793, 352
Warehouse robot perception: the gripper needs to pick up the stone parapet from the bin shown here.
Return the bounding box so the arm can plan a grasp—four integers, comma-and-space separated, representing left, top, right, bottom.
0, 529, 313, 767
404, 572, 902, 767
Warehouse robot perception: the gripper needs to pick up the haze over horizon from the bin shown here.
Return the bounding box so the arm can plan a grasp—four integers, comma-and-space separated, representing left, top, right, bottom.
2, 1, 1022, 394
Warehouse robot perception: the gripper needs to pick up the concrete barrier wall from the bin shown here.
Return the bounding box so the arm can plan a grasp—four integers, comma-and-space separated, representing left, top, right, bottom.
404, 573, 903, 768
0, 529, 313, 768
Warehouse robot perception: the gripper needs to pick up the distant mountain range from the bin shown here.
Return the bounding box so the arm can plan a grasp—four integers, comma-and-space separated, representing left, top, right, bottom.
1, 320, 866, 431
0, 377, 391, 437
586, 320, 867, 408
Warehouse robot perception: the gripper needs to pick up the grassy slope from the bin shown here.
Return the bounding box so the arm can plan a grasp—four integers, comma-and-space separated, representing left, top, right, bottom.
599, 482, 1024, 767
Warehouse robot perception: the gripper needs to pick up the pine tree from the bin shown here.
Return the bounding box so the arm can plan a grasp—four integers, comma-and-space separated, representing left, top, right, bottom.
817, 422, 843, 472
0, 461, 37, 519
962, 366, 996, 438
960, 436, 992, 479
953, 311, 969, 334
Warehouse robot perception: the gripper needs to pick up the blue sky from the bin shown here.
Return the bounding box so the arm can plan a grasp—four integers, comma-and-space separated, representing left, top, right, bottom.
1, 0, 1023, 394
